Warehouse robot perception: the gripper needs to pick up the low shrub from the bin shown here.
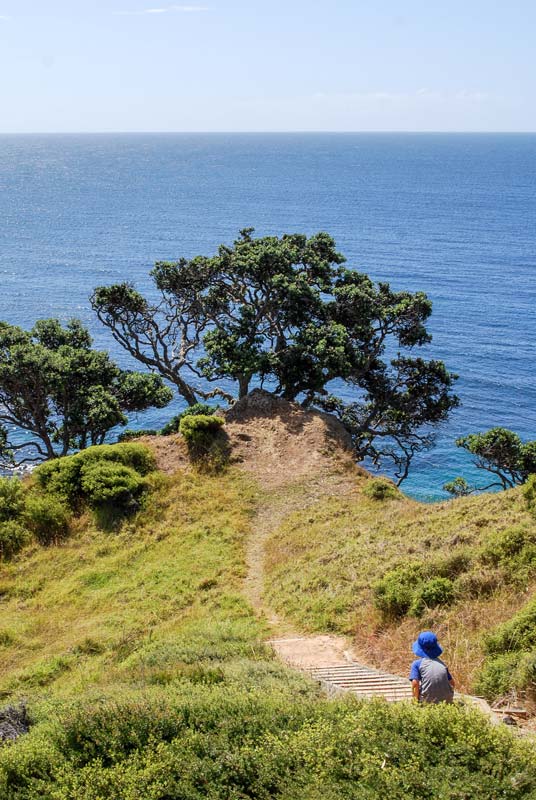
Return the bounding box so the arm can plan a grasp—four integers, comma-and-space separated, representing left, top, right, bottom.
35, 443, 156, 510
484, 598, 536, 655
118, 429, 158, 442
180, 415, 226, 469
2, 693, 536, 799
363, 478, 399, 501
0, 477, 25, 522
23, 494, 72, 546
161, 403, 217, 436
481, 526, 534, 566
80, 462, 146, 517
35, 456, 82, 507
0, 520, 30, 560
413, 577, 455, 612
76, 443, 156, 477
454, 567, 504, 599
524, 474, 536, 517
475, 651, 521, 699
373, 565, 422, 619
428, 551, 473, 579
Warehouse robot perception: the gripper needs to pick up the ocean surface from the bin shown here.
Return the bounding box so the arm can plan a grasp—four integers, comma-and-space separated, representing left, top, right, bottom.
0, 133, 534, 501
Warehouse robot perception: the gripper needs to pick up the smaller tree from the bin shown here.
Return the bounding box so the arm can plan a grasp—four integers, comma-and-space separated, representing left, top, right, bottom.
0, 319, 173, 466
444, 427, 536, 496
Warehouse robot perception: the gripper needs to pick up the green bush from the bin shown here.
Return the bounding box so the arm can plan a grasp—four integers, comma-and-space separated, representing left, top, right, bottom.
23, 494, 71, 546
481, 526, 534, 566
35, 455, 82, 507
118, 429, 158, 442
76, 443, 156, 476
179, 415, 226, 467
35, 443, 156, 510
484, 598, 536, 655
2, 691, 536, 799
0, 477, 25, 522
363, 478, 399, 501
80, 462, 146, 512
428, 551, 473, 579
414, 577, 455, 611
475, 651, 521, 699
0, 520, 30, 560
524, 474, 536, 517
161, 403, 217, 436
373, 565, 422, 619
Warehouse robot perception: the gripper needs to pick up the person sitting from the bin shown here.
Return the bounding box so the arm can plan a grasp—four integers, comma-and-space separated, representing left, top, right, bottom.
409, 631, 455, 704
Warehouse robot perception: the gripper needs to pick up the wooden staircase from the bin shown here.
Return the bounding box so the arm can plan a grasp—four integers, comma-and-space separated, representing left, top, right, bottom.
308, 662, 412, 702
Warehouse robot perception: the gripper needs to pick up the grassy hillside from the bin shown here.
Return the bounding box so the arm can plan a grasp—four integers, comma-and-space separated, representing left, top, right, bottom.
0, 429, 535, 797
265, 477, 536, 701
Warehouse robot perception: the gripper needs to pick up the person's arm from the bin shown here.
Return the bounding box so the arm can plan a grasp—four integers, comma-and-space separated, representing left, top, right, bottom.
447, 667, 455, 690
409, 660, 421, 701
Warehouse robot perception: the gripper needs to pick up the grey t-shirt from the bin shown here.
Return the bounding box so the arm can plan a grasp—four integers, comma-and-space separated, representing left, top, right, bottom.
409, 657, 454, 704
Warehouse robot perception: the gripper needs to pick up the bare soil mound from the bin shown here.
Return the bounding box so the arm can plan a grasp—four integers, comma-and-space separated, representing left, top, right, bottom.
224, 389, 357, 489
145, 389, 361, 490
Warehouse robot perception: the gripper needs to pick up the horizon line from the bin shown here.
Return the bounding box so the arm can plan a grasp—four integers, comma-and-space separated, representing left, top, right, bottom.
0, 130, 535, 136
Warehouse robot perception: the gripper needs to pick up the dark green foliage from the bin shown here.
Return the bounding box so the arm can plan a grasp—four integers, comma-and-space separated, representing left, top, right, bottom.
80, 462, 145, 512
0, 318, 172, 466
524, 474, 536, 517
34, 443, 155, 526
179, 415, 226, 469
92, 230, 458, 483
481, 526, 536, 567
0, 520, 30, 560
485, 600, 536, 655
23, 495, 71, 546
117, 429, 158, 442
362, 478, 399, 501
0, 477, 25, 522
443, 476, 473, 497
1, 691, 535, 799
160, 403, 216, 436
415, 577, 455, 610
373, 566, 422, 619
452, 428, 536, 492
477, 598, 536, 700
36, 444, 155, 504
179, 414, 224, 444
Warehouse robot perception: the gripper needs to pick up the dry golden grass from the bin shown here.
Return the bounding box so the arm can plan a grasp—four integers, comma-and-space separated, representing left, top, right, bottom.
264, 479, 536, 692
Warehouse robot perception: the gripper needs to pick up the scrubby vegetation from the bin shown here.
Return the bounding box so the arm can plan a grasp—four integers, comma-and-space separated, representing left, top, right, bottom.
0, 456, 534, 798
265, 478, 536, 696
118, 402, 219, 442
0, 443, 157, 562
477, 598, 536, 702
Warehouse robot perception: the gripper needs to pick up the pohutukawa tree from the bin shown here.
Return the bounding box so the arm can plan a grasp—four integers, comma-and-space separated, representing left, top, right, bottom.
444, 427, 536, 496
0, 318, 172, 466
92, 229, 459, 482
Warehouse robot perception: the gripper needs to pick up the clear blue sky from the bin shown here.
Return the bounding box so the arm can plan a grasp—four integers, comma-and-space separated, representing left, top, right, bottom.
0, 0, 534, 132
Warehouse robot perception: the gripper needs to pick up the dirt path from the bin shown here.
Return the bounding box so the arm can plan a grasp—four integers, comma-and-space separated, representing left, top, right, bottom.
243, 472, 357, 635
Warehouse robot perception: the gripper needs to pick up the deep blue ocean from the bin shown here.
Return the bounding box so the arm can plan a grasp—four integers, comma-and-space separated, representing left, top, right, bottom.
0, 133, 534, 501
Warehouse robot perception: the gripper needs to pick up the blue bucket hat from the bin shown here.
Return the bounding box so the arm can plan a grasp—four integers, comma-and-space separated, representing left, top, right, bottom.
412, 631, 443, 659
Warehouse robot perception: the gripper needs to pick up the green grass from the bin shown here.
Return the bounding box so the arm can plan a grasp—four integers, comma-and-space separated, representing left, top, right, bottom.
0, 453, 535, 798
264, 480, 536, 694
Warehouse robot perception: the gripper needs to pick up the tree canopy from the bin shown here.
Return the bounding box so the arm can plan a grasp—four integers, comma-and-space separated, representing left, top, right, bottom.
92, 229, 459, 482
0, 318, 172, 466
444, 427, 536, 495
